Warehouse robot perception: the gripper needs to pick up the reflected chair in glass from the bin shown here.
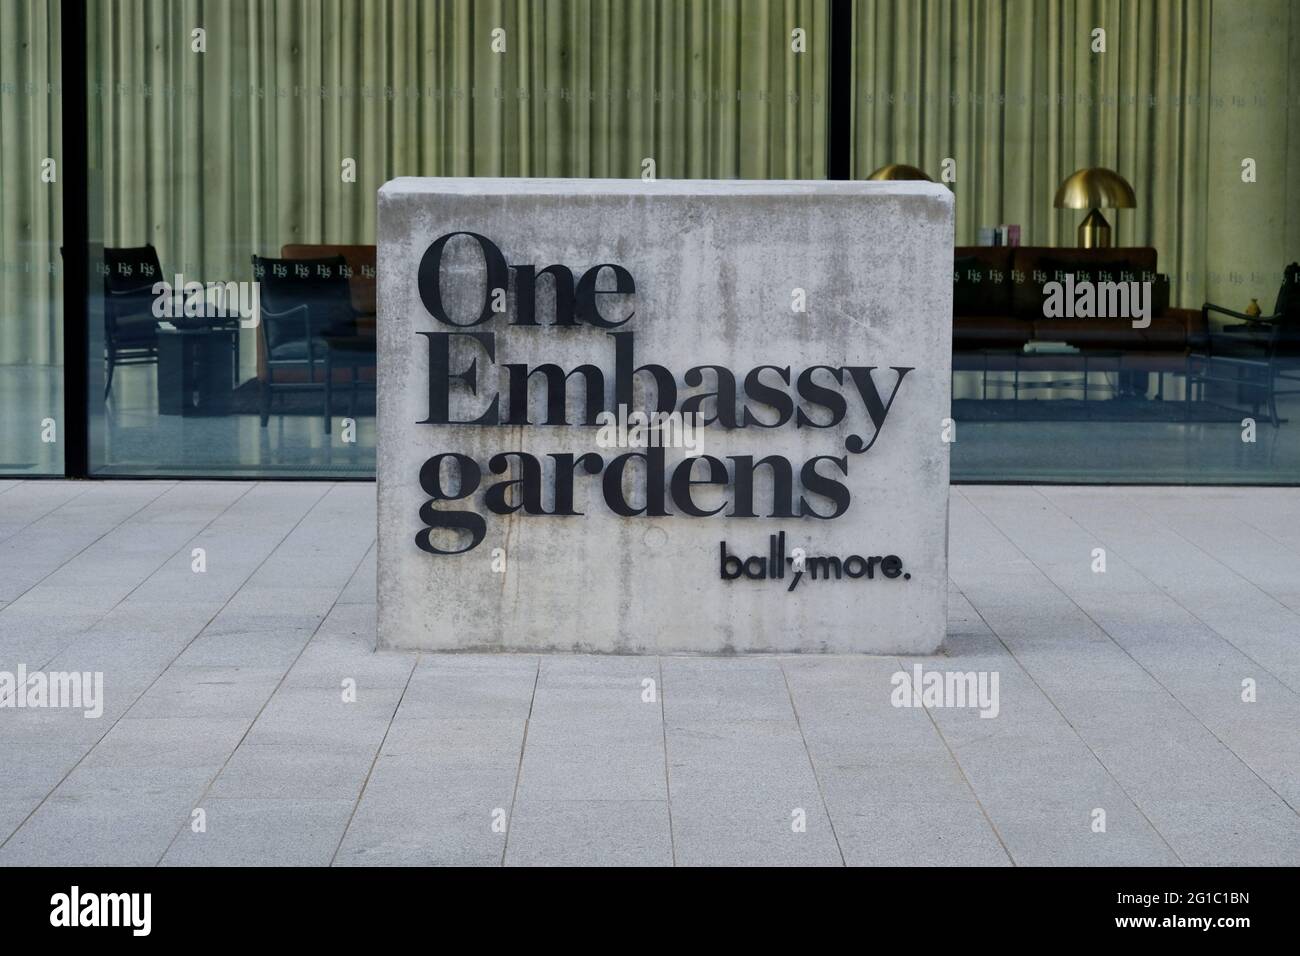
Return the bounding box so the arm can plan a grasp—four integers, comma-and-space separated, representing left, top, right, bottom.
103, 245, 166, 398
1187, 262, 1300, 427
321, 331, 377, 435
251, 254, 360, 427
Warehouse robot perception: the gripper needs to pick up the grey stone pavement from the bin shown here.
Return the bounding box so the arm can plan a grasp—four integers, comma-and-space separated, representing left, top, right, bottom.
1, 479, 1298, 866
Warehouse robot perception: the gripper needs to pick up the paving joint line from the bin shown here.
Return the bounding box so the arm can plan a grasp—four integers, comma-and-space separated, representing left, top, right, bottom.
328, 650, 419, 867
1014, 488, 1300, 814
0, 480, 95, 545
904, 652, 1017, 866
658, 655, 677, 867
1, 480, 176, 609
30, 482, 261, 672
948, 573, 1187, 865
0, 482, 333, 856
952, 494, 1193, 863
1040, 485, 1300, 686
152, 484, 375, 864
778, 659, 847, 867
499, 656, 541, 867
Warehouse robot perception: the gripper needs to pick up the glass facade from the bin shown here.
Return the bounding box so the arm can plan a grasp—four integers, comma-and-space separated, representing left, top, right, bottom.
79, 0, 824, 477
849, 0, 1300, 484
3, 0, 1299, 483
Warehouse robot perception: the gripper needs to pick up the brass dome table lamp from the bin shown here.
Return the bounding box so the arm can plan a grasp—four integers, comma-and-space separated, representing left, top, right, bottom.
1053, 167, 1136, 248
865, 163, 933, 181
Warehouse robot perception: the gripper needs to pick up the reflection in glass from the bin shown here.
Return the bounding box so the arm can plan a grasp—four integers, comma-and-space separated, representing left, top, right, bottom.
83, 0, 825, 477
848, 0, 1299, 482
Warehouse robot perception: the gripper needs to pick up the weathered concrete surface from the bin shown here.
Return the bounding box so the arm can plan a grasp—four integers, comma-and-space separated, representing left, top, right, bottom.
377, 178, 953, 653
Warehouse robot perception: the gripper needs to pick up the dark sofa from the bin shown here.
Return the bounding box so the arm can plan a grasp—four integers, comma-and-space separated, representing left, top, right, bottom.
953, 246, 1205, 354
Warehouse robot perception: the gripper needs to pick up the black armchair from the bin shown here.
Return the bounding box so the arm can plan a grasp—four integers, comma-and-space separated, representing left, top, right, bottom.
103, 245, 166, 397
251, 254, 360, 427
1188, 262, 1300, 426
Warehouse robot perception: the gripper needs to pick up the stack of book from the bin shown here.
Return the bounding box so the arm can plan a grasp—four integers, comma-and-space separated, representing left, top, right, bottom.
978, 224, 1021, 247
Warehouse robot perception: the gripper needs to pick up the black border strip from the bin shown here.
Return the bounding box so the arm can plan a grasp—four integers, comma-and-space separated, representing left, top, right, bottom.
0, 865, 1287, 939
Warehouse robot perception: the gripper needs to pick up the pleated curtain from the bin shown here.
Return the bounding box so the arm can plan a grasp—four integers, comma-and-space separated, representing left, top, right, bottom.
0, 0, 1227, 368
0, 0, 61, 367
82, 0, 827, 306
852, 0, 1212, 306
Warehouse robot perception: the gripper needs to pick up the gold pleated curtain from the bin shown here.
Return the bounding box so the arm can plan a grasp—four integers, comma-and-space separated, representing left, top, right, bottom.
2, 0, 1224, 368
84, 0, 828, 289
0, 0, 61, 367
852, 0, 1212, 307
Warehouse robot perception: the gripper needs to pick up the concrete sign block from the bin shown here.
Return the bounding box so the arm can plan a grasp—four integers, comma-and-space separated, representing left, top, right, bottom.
377, 178, 952, 653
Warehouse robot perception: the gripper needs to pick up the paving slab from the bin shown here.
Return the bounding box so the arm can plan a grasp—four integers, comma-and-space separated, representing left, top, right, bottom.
505, 799, 673, 867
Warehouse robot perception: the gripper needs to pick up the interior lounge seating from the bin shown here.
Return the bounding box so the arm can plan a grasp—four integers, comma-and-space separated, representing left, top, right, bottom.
1188, 262, 1300, 426
103, 244, 166, 398
952, 246, 1204, 352
250, 247, 369, 426
281, 244, 377, 433
279, 244, 377, 332
951, 246, 1207, 398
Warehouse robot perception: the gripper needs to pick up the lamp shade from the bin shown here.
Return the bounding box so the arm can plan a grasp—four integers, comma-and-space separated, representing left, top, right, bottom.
1053, 167, 1136, 210
865, 163, 933, 182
